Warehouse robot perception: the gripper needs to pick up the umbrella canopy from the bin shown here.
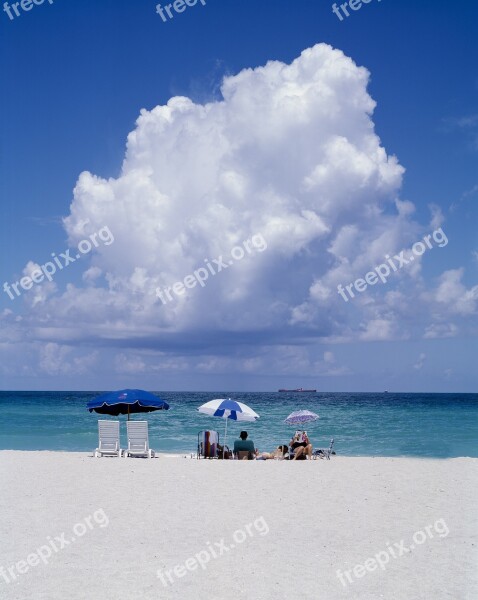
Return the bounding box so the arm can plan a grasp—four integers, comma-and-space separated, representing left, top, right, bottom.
198, 398, 259, 422
284, 409, 319, 425
87, 389, 169, 419
198, 398, 260, 457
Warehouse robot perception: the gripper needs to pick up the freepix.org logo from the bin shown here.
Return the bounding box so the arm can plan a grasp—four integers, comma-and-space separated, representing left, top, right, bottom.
337, 227, 448, 302
332, 0, 382, 22
3, 0, 54, 21
3, 225, 114, 301
156, 0, 206, 23
155, 233, 267, 305
157, 516, 269, 587
0, 509, 109, 585
336, 518, 450, 588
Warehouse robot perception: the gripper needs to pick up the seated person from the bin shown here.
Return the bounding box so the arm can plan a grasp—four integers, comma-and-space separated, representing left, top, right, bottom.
233, 431, 255, 459
290, 430, 313, 460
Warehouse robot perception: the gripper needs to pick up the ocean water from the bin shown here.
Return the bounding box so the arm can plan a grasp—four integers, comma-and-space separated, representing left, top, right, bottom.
0, 391, 477, 457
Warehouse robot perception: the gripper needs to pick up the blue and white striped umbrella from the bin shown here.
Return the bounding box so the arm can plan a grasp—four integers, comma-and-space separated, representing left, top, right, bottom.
198, 398, 260, 457
198, 398, 259, 422
284, 409, 319, 425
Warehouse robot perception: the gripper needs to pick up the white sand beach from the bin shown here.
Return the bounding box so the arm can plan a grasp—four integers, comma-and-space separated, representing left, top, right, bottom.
1, 452, 477, 600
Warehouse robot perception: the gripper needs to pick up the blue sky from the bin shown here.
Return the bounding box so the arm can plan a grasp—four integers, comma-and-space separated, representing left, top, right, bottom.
0, 0, 477, 391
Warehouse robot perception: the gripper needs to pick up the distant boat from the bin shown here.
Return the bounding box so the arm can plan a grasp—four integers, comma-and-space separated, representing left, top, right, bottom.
278, 388, 317, 393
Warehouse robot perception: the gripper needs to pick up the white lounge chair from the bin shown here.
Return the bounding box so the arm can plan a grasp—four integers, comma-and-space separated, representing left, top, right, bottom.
125, 420, 155, 458
95, 420, 122, 457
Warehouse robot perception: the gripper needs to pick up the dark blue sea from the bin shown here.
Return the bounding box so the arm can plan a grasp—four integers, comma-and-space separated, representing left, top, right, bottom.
0, 391, 477, 457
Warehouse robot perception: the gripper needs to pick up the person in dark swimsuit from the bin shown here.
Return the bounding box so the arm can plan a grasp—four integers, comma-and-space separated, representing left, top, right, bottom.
290, 430, 313, 460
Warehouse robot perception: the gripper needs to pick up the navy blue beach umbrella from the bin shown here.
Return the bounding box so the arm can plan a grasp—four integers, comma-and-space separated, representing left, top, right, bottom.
87, 389, 169, 420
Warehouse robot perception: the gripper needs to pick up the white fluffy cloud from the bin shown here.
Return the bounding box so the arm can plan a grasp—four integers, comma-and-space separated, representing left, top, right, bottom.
60, 44, 405, 340
2, 43, 476, 378
413, 353, 427, 370
432, 269, 478, 315
39, 343, 98, 375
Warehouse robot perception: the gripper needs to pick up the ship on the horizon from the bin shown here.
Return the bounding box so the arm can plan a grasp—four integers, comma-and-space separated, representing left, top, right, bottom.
278, 387, 317, 393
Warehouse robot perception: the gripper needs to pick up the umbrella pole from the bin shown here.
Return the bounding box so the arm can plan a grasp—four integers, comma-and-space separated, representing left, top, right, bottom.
223, 418, 228, 459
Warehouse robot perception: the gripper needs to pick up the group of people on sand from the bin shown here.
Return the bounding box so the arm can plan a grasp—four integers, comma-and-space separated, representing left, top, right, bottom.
233, 430, 316, 460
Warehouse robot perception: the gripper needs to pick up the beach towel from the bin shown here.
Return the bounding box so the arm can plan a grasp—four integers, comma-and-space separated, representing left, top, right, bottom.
204, 430, 218, 458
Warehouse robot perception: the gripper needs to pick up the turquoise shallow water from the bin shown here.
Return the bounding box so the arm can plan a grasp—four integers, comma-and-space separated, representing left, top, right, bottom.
0, 391, 477, 457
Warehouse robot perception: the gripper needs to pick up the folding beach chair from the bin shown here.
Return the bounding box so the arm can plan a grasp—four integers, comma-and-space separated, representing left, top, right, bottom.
197, 430, 219, 459
313, 438, 335, 460
124, 420, 155, 458
94, 420, 122, 457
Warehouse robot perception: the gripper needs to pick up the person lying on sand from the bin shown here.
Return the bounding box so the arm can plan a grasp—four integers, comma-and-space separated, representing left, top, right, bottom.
257, 444, 289, 460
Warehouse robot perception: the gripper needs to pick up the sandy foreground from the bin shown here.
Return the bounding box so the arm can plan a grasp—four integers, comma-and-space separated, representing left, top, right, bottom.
0, 452, 477, 600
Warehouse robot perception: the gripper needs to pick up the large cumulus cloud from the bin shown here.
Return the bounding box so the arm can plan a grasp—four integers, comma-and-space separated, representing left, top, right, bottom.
2, 43, 475, 378
63, 44, 404, 339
